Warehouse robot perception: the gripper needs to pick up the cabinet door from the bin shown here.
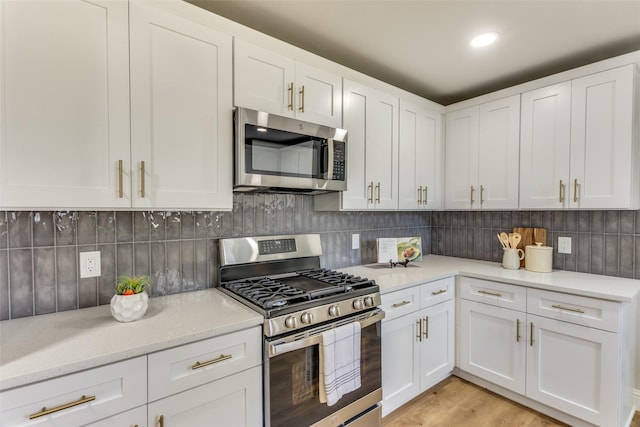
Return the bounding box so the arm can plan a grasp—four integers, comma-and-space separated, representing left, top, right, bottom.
366, 89, 399, 210
420, 300, 454, 391
519, 82, 571, 209
234, 39, 295, 117
339, 80, 369, 209
477, 95, 520, 210
148, 365, 262, 427
130, 1, 233, 210
295, 62, 342, 128
570, 64, 637, 209
444, 106, 478, 210
0, 0, 131, 209
526, 314, 619, 426
458, 299, 525, 394
381, 313, 420, 416
398, 100, 442, 210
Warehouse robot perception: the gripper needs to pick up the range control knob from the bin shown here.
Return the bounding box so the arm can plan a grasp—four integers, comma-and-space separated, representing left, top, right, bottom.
284, 316, 298, 329
352, 299, 364, 310
328, 305, 341, 317
363, 296, 375, 307
300, 312, 314, 324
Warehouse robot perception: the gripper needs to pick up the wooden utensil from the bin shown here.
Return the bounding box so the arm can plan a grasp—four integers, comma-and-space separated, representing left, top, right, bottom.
497, 233, 507, 249
512, 232, 521, 248
499, 232, 510, 249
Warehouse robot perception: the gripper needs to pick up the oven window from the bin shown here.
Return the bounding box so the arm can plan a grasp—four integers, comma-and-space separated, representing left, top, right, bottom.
267, 322, 382, 427
245, 124, 321, 178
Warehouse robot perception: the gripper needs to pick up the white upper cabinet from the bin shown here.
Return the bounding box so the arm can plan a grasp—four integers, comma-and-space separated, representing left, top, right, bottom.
0, 0, 131, 209
519, 82, 572, 209
315, 80, 398, 210
130, 1, 233, 210
234, 39, 342, 128
569, 64, 638, 209
398, 99, 442, 210
520, 64, 638, 210
445, 95, 520, 210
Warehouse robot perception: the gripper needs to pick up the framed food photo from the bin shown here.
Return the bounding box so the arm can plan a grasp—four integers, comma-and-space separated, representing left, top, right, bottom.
376, 237, 422, 263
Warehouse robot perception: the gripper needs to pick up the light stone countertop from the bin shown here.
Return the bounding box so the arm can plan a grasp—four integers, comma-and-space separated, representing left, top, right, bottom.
340, 255, 640, 302
2, 256, 639, 392
0, 288, 262, 391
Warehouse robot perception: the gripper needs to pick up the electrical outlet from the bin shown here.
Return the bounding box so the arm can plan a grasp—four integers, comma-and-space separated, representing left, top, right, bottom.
558, 237, 572, 254
80, 251, 101, 278
352, 233, 360, 250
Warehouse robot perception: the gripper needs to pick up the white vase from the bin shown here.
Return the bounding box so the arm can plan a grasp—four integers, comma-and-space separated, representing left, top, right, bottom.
110, 291, 149, 322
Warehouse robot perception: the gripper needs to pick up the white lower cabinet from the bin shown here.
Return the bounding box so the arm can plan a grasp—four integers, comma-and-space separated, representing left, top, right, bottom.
381, 278, 454, 416
0, 357, 147, 427
147, 365, 262, 427
147, 326, 262, 427
457, 277, 636, 427
0, 327, 263, 427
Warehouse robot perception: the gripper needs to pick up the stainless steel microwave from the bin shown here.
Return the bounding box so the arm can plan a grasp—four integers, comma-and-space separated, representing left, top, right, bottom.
234, 107, 347, 194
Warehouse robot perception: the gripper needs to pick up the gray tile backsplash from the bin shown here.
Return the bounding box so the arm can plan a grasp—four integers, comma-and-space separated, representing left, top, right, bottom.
0, 196, 638, 320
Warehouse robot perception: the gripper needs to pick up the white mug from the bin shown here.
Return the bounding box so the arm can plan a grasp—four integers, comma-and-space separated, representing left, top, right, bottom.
502, 248, 524, 270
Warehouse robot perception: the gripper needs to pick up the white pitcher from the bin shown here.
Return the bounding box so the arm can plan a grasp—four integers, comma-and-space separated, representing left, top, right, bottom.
502, 248, 524, 270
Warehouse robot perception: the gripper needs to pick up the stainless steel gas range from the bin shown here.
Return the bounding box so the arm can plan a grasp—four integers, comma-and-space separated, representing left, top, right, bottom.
219, 234, 384, 427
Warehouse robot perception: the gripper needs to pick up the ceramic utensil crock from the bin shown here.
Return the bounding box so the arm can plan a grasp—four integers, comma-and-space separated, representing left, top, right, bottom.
502, 248, 524, 270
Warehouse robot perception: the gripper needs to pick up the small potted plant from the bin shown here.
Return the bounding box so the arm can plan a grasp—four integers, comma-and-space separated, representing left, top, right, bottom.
110, 275, 151, 322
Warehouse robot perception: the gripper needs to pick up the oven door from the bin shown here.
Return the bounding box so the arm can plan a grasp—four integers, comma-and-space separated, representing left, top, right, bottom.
264, 309, 383, 427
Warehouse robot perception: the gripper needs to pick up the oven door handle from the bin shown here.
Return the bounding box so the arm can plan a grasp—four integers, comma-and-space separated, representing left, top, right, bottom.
268, 310, 384, 358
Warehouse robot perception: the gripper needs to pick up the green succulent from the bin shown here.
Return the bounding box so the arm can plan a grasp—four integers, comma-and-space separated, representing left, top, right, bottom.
115, 275, 151, 295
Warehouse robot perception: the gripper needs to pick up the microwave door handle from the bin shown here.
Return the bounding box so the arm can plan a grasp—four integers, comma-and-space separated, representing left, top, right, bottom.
326, 138, 334, 179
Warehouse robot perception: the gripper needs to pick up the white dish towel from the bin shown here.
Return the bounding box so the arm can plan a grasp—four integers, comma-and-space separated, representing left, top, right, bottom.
319, 322, 361, 406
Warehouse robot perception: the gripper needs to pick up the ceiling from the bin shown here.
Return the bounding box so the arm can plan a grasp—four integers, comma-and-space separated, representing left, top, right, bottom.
186, 0, 640, 105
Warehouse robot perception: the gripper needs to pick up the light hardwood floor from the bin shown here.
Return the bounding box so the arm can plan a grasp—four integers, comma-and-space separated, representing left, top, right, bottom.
382, 376, 640, 427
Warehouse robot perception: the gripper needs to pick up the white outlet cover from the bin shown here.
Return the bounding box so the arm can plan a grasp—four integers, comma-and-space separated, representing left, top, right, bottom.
352, 233, 360, 250
80, 251, 101, 278
558, 237, 572, 254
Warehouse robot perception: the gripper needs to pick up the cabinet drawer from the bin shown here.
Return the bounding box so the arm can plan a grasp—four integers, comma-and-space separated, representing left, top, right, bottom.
85, 405, 147, 427
381, 286, 420, 321
0, 357, 147, 427
420, 277, 454, 308
527, 288, 621, 332
458, 277, 526, 311
148, 326, 261, 402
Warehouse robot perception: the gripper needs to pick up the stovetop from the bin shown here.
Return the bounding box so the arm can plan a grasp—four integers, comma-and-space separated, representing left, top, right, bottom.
222, 268, 376, 312
218, 234, 381, 337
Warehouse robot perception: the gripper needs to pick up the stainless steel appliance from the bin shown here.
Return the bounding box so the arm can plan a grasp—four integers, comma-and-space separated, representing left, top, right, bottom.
234, 107, 347, 194
219, 234, 383, 427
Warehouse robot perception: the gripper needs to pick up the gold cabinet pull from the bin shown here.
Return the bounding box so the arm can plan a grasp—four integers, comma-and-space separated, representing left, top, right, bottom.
416, 318, 422, 342
470, 185, 475, 205
367, 182, 374, 203
573, 178, 579, 203
530, 322, 534, 347
417, 186, 423, 204
140, 160, 146, 198
559, 180, 565, 203
478, 289, 502, 298
159, 414, 164, 427
191, 354, 232, 370
431, 289, 447, 296
29, 395, 96, 419
551, 304, 585, 314
423, 316, 429, 339
423, 186, 428, 205
375, 182, 381, 203
118, 160, 124, 198
288, 82, 294, 110
392, 300, 411, 308
298, 85, 305, 112
480, 185, 485, 204
516, 318, 521, 342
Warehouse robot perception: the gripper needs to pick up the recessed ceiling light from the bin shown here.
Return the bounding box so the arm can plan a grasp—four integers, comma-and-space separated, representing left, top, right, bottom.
470, 32, 499, 48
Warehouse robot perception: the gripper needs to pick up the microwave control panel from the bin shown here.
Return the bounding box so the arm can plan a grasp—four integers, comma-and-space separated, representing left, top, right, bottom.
332, 144, 345, 181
